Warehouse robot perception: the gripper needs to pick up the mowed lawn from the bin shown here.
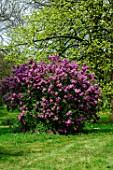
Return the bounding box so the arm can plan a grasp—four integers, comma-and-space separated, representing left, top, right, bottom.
0, 106, 113, 170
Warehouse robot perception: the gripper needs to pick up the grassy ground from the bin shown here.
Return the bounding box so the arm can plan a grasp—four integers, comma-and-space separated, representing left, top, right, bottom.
0, 106, 113, 170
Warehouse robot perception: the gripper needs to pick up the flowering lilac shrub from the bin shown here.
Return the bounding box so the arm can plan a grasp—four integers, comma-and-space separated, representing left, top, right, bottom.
0, 55, 101, 134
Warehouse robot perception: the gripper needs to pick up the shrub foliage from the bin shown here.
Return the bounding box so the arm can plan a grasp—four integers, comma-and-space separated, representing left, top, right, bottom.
0, 55, 101, 134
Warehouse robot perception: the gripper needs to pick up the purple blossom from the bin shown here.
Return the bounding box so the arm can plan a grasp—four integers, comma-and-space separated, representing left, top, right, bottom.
56, 97, 61, 103
79, 92, 84, 96
41, 102, 47, 107
18, 93, 24, 98
20, 101, 23, 105
0, 55, 101, 134
34, 130, 40, 134
82, 84, 87, 89
18, 113, 24, 121
55, 92, 58, 96
42, 97, 46, 102
50, 98, 53, 103
74, 89, 81, 93
66, 111, 72, 116
76, 117, 87, 122
20, 105, 27, 111
23, 121, 26, 125
71, 79, 76, 84
84, 96, 90, 101
54, 116, 58, 121
94, 100, 98, 105
64, 95, 67, 98
57, 83, 62, 88
51, 106, 56, 111
47, 54, 59, 61
59, 128, 67, 134
38, 114, 44, 119
56, 106, 60, 111
65, 119, 71, 126
42, 88, 46, 93
78, 104, 83, 109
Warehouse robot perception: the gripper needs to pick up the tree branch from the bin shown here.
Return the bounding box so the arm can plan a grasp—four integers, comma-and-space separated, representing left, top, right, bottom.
15, 34, 89, 46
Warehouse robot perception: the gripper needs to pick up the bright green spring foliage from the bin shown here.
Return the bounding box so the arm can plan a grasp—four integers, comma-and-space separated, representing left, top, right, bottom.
4, 0, 113, 108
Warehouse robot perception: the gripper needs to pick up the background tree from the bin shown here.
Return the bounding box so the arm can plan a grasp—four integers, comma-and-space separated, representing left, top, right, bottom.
2, 0, 113, 116
0, 53, 12, 79
5, 0, 88, 62
0, 0, 39, 79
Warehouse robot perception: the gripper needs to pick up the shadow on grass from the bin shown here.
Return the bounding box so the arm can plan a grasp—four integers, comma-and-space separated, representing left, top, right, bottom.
0, 149, 25, 157
83, 128, 113, 134
0, 105, 19, 122
83, 120, 113, 134
0, 126, 14, 135
1, 119, 113, 136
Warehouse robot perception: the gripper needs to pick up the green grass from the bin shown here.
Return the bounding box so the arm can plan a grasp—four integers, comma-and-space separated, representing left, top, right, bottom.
0, 106, 113, 170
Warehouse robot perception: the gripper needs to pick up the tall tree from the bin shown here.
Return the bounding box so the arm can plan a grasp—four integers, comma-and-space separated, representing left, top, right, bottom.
0, 0, 39, 78
0, 0, 38, 46
3, 0, 113, 115
0, 0, 39, 82
5, 0, 87, 62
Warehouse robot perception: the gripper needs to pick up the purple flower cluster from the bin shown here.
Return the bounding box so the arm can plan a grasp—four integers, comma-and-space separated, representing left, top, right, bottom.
0, 55, 102, 134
